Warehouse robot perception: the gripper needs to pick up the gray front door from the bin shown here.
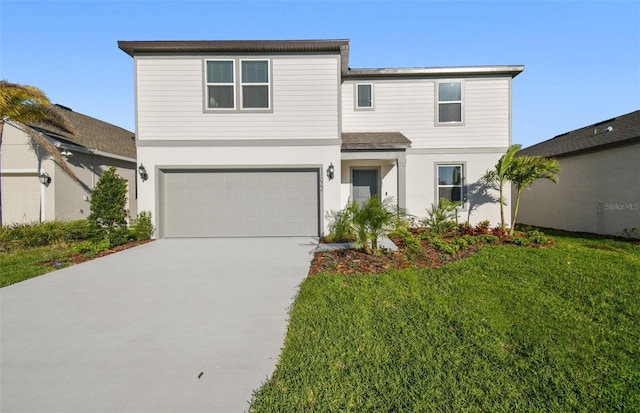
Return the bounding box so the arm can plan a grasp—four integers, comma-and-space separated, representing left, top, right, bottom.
352, 169, 379, 205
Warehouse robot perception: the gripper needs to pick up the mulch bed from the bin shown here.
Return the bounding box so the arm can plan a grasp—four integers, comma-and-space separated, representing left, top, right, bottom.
308, 236, 479, 276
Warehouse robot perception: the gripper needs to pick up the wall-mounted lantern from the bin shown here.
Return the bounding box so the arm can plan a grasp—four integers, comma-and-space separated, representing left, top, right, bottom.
138, 164, 148, 181
326, 163, 335, 181
39, 172, 51, 186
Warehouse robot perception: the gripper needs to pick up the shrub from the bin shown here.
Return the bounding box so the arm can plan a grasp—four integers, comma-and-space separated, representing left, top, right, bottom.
506, 236, 531, 246
393, 227, 424, 257
430, 237, 460, 255
479, 234, 500, 244
130, 211, 154, 241
325, 203, 357, 243
527, 230, 550, 244
475, 220, 491, 235
0, 220, 91, 250
352, 197, 397, 254
462, 235, 481, 245
88, 167, 129, 243
422, 198, 460, 235
73, 238, 111, 258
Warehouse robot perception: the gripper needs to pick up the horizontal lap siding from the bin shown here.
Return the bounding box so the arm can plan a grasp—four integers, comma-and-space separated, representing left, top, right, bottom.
136, 56, 339, 140
341, 78, 511, 149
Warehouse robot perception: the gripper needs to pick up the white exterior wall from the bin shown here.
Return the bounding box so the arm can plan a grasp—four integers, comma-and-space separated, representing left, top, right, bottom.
405, 150, 507, 226
135, 55, 340, 141
137, 145, 342, 236
516, 144, 640, 237
342, 77, 511, 149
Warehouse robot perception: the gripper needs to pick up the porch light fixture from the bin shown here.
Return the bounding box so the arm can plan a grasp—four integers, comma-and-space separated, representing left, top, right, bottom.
39, 172, 51, 186
138, 164, 148, 181
60, 149, 73, 157
326, 163, 335, 180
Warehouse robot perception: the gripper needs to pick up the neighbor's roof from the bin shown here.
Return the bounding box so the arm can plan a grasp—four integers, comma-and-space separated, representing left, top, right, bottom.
118, 39, 523, 79
518, 110, 640, 158
28, 104, 136, 160
342, 132, 411, 150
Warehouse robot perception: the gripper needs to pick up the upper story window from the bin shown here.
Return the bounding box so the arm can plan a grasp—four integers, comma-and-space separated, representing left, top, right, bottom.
437, 81, 462, 124
355, 83, 373, 110
437, 164, 464, 204
207, 60, 235, 109
205, 59, 270, 111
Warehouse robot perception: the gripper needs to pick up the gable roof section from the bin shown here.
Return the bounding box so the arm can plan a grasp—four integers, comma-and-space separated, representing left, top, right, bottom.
342, 132, 411, 150
28, 104, 136, 160
518, 110, 640, 158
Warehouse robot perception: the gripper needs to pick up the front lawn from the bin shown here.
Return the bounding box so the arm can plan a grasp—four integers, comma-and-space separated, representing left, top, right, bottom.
250, 231, 640, 412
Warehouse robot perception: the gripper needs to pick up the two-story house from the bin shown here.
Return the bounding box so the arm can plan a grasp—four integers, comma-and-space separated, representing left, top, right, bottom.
118, 39, 523, 238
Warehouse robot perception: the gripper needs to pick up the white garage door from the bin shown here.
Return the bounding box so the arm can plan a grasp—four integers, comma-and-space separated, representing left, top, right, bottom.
162, 169, 319, 237
1, 174, 41, 225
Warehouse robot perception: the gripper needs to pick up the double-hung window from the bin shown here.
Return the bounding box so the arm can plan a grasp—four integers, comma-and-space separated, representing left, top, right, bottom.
437, 164, 464, 204
206, 60, 235, 109
206, 59, 270, 111
437, 81, 462, 123
355, 83, 373, 109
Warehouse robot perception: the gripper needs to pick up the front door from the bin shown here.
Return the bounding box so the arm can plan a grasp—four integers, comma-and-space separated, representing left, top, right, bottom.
352, 169, 379, 205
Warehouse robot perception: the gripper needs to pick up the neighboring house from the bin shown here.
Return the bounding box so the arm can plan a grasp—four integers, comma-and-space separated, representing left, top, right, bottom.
118, 39, 523, 238
516, 110, 640, 238
0, 104, 137, 225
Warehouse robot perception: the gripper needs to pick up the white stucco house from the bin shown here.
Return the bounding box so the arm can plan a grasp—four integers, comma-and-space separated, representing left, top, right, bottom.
516, 110, 640, 238
118, 39, 523, 238
0, 105, 137, 225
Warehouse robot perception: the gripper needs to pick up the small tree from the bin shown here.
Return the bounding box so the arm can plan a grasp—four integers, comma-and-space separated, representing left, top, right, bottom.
352, 196, 397, 255
509, 156, 560, 235
88, 167, 129, 242
483, 144, 521, 232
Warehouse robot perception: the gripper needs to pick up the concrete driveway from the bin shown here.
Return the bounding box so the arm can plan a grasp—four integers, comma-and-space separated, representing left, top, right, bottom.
1, 238, 317, 413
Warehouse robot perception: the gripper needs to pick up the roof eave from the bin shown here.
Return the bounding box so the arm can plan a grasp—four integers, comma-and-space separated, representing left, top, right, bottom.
344, 65, 525, 79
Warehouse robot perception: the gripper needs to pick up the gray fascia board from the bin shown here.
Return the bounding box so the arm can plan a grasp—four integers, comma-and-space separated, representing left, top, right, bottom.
344, 65, 525, 79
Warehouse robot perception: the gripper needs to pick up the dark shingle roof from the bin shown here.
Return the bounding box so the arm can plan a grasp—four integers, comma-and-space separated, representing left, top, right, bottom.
518, 110, 640, 158
28, 105, 136, 159
342, 132, 411, 150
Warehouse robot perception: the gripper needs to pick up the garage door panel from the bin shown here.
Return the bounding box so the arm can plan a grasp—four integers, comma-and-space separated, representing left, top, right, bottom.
163, 169, 319, 237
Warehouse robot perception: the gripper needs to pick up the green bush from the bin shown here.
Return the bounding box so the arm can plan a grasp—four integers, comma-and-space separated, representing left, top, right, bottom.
422, 198, 460, 235
88, 167, 129, 243
393, 227, 424, 257
352, 197, 397, 254
129, 211, 154, 241
430, 237, 460, 255
325, 203, 357, 243
506, 236, 531, 246
527, 230, 550, 244
479, 234, 500, 244
73, 238, 111, 258
0, 220, 91, 250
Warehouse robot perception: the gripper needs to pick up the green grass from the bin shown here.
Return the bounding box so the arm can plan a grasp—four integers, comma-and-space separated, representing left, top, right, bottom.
251, 231, 640, 412
0, 243, 81, 287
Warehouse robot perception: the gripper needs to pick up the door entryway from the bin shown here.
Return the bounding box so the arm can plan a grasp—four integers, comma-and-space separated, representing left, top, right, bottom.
352, 168, 379, 204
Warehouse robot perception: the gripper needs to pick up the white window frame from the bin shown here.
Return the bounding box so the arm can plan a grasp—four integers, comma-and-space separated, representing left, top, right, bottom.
204, 58, 272, 112
436, 81, 464, 125
205, 59, 236, 110
355, 83, 374, 110
436, 163, 465, 206
240, 59, 271, 110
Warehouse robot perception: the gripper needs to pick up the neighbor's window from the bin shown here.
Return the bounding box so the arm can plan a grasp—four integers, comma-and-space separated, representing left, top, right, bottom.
241, 60, 270, 109
437, 164, 463, 203
437, 82, 462, 123
206, 60, 235, 109
356, 84, 373, 109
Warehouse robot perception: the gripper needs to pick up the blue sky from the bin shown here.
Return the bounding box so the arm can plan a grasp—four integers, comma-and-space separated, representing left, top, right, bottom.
1, 0, 638, 148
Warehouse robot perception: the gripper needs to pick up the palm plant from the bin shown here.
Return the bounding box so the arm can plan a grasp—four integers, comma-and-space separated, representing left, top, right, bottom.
509, 156, 560, 235
0, 80, 77, 224
483, 144, 521, 231
352, 196, 396, 255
